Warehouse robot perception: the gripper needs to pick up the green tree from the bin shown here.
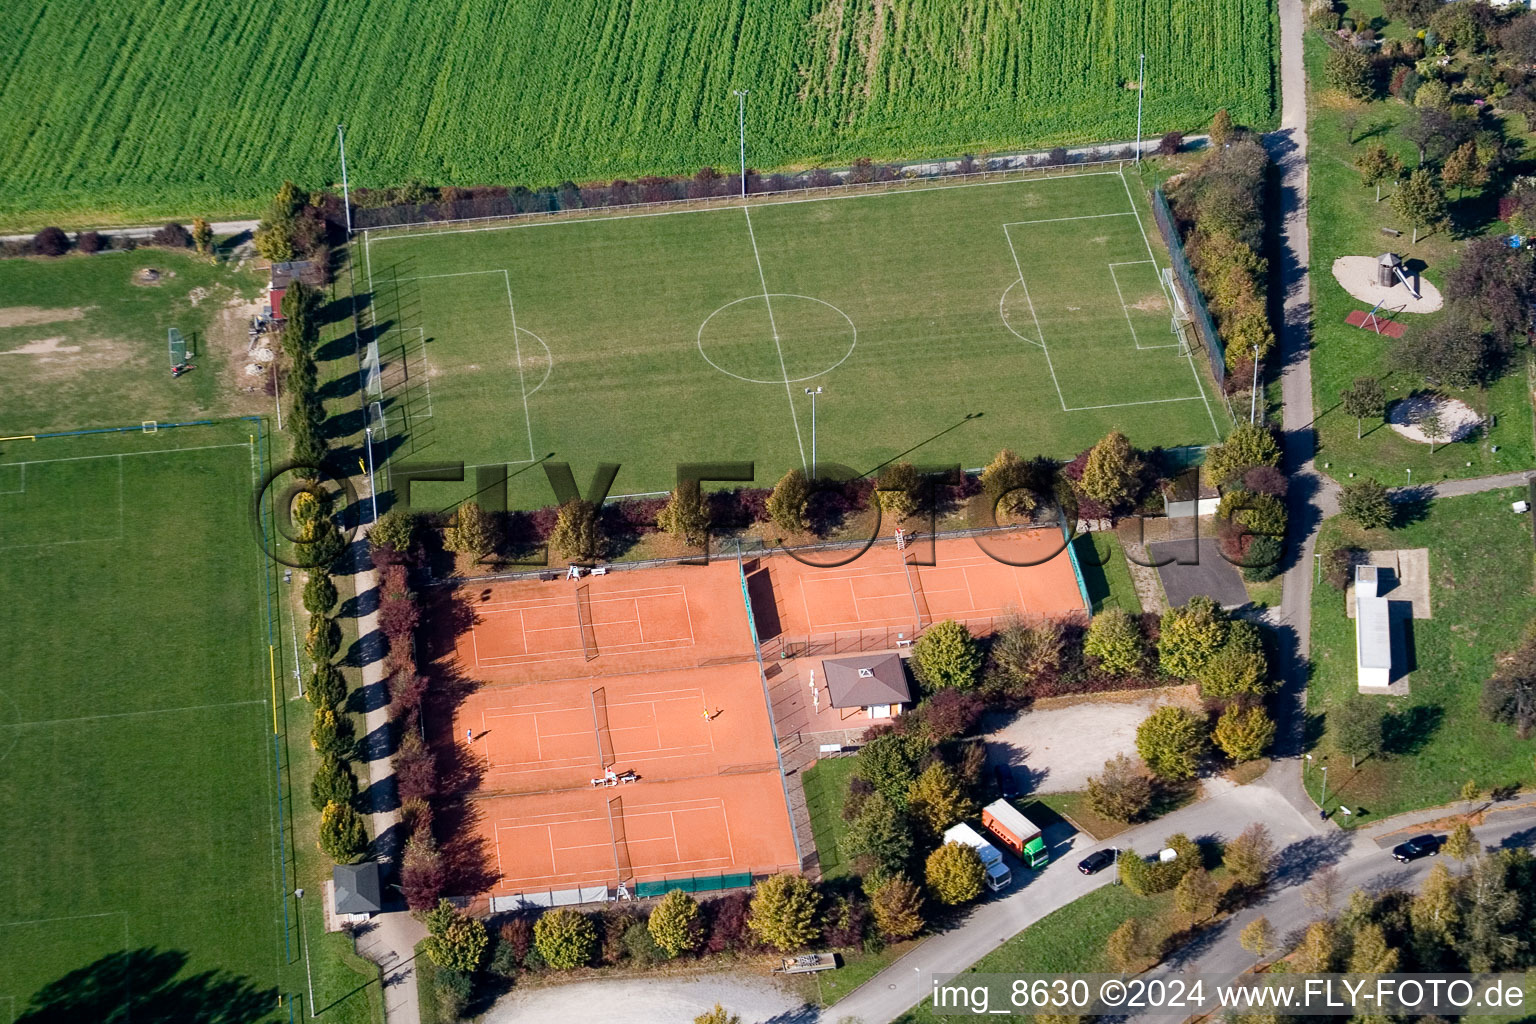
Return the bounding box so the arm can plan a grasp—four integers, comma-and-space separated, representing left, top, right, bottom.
445, 500, 499, 557
1158, 596, 1229, 678
854, 732, 924, 805
1292, 918, 1340, 973
1136, 705, 1208, 780
925, 841, 986, 905
1340, 478, 1394, 530
303, 572, 338, 616
1199, 641, 1270, 698
1084, 608, 1144, 676
1087, 753, 1154, 823
318, 800, 368, 863
1175, 866, 1220, 921
1391, 168, 1448, 243
1340, 377, 1387, 438
534, 908, 597, 969
1078, 431, 1143, 510
870, 874, 925, 940
1355, 145, 1403, 202
306, 615, 341, 664
422, 899, 489, 972
310, 705, 352, 760
310, 755, 357, 812
1331, 695, 1385, 767
648, 889, 703, 957
839, 790, 914, 874
550, 498, 602, 561
695, 1006, 742, 1024
980, 448, 1039, 517
1239, 916, 1275, 963
1223, 823, 1276, 889
1212, 704, 1276, 762
912, 620, 982, 691
765, 468, 811, 534
191, 217, 213, 259
1325, 45, 1374, 99
1204, 424, 1281, 486
1417, 407, 1446, 453
656, 479, 711, 544
369, 509, 418, 557
1444, 821, 1480, 861
906, 761, 976, 839
306, 662, 346, 709
747, 874, 821, 952
1210, 108, 1235, 147
876, 462, 921, 521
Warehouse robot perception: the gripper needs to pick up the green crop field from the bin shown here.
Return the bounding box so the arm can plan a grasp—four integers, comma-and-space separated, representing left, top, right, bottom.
360, 168, 1230, 510
0, 422, 297, 1021
0, 0, 1276, 229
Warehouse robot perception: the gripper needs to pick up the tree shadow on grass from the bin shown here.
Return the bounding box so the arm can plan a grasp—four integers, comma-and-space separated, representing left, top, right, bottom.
1382, 702, 1443, 756
15, 947, 274, 1024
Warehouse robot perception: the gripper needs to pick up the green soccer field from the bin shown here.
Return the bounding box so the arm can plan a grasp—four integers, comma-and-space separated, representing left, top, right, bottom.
361, 168, 1229, 509
0, 422, 291, 1021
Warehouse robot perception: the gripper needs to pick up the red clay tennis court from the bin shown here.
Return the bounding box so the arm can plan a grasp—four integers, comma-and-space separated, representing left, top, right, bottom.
442, 560, 754, 683
750, 528, 1087, 643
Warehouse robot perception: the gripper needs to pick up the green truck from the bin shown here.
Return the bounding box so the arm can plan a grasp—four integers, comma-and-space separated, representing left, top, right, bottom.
982, 799, 1049, 869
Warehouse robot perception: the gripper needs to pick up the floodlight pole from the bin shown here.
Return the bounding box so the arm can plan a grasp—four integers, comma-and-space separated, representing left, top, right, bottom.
1136, 53, 1146, 164
1251, 344, 1260, 424
364, 425, 379, 523
733, 90, 748, 198
805, 386, 822, 478
337, 125, 353, 237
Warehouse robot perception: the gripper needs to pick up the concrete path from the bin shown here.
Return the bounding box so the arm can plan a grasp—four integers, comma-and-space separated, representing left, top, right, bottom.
346, 525, 425, 1024
1390, 470, 1532, 500
0, 218, 261, 244
482, 972, 814, 1024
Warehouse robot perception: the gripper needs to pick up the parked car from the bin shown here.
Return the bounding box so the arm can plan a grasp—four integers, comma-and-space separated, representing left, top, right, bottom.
1077, 848, 1118, 875
1392, 834, 1443, 863
993, 765, 1020, 800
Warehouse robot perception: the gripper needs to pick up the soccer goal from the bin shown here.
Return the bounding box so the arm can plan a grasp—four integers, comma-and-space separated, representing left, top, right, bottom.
168, 327, 188, 367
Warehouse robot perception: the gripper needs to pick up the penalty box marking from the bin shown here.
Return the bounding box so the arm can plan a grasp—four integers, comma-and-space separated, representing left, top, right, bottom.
374, 327, 433, 419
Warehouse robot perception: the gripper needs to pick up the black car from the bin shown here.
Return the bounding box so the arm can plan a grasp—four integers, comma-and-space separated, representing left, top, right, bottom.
1078, 848, 1117, 875
994, 765, 1020, 800
1392, 834, 1443, 863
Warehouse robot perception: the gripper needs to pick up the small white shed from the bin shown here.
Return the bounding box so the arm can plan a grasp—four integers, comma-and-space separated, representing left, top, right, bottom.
1354, 565, 1392, 691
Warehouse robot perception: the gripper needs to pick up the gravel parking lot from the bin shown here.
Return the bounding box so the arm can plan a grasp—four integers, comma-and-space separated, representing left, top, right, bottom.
984, 692, 1194, 794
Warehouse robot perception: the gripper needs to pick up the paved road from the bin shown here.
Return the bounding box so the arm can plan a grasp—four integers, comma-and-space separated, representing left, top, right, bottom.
0, 218, 261, 244
1134, 805, 1536, 1015
827, 780, 1321, 1024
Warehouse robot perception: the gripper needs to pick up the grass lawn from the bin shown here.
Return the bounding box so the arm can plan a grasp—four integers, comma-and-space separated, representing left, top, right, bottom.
1075, 532, 1142, 615
803, 756, 859, 881
361, 168, 1228, 511
894, 883, 1176, 1023
1033, 781, 1199, 843
0, 247, 270, 437
1307, 489, 1536, 823
0, 421, 304, 1019
1303, 31, 1535, 485
815, 939, 922, 1006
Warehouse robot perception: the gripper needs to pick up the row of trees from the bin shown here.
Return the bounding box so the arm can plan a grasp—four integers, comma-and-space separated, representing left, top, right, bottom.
13, 221, 213, 260
418, 871, 917, 1018
1169, 112, 1276, 380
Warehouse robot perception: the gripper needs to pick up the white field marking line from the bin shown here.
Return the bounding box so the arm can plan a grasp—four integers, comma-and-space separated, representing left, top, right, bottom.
0, 909, 127, 929
998, 281, 1044, 348
1121, 169, 1221, 439
367, 171, 1124, 243
0, 464, 22, 495
1002, 211, 1136, 227
741, 207, 808, 472
1066, 396, 1205, 411
505, 269, 536, 463
0, 441, 250, 469
376, 326, 433, 418
1002, 224, 1069, 411
5, 698, 266, 730
1106, 263, 1179, 351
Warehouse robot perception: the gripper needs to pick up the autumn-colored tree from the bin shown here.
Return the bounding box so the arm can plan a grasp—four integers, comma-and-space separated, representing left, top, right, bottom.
1212, 704, 1276, 762
1292, 918, 1339, 973
318, 800, 368, 863
1441, 140, 1488, 198
1078, 431, 1143, 510
1239, 916, 1275, 963
748, 875, 821, 952
870, 874, 926, 940
694, 1006, 742, 1024
906, 761, 977, 839
191, 217, 214, 258
656, 479, 712, 544
1106, 917, 1150, 972
1087, 754, 1153, 823
1136, 706, 1208, 780
766, 468, 811, 533
1210, 108, 1235, 147
876, 462, 921, 520
1223, 823, 1276, 889
303, 572, 338, 617
534, 908, 597, 968
1444, 821, 1480, 861
1084, 608, 1144, 676
422, 899, 489, 972
1349, 922, 1401, 974
1392, 168, 1448, 243
445, 500, 499, 557
1175, 866, 1219, 922
1158, 597, 1229, 678
648, 889, 704, 957
980, 448, 1039, 517
550, 498, 602, 561
911, 619, 982, 691
1203, 424, 1281, 486
1355, 145, 1403, 201
925, 841, 986, 905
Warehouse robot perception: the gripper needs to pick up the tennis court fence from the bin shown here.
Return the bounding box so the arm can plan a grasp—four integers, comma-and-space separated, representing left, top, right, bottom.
759, 613, 1067, 661
487, 864, 801, 911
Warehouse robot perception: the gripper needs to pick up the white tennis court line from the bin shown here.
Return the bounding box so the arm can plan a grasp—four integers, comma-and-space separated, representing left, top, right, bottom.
366, 170, 1125, 243
1119, 169, 1221, 439
741, 207, 808, 473
1106, 262, 1180, 352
